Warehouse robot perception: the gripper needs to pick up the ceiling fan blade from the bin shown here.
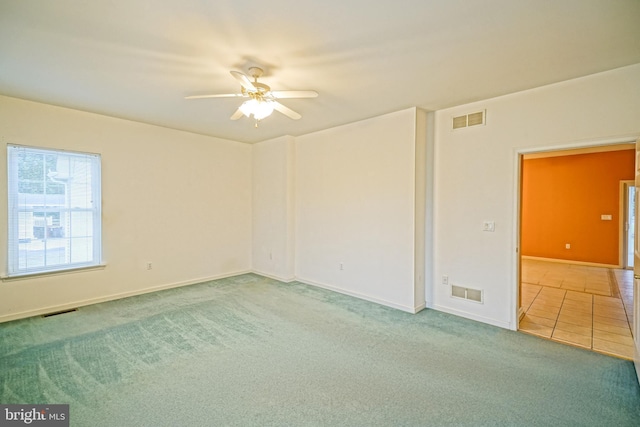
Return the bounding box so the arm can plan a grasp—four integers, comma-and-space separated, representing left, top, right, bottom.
230, 107, 245, 120
271, 90, 318, 99
273, 101, 301, 120
184, 93, 244, 99
230, 71, 257, 92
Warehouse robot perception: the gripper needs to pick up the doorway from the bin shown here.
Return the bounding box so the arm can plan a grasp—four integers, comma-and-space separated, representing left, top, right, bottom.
517, 143, 636, 359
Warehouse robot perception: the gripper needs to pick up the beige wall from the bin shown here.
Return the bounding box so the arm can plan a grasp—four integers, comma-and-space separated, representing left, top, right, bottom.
3, 64, 639, 332
294, 108, 426, 312
252, 109, 428, 312
252, 136, 295, 281
0, 96, 252, 322
0, 98, 428, 322
432, 64, 640, 329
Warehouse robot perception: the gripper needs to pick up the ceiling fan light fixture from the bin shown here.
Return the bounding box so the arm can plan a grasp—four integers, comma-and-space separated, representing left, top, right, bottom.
187, 68, 316, 123
240, 99, 275, 120
239, 99, 257, 117
254, 100, 275, 120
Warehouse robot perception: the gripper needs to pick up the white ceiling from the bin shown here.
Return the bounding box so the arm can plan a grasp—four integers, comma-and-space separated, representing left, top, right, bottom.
1, 0, 639, 144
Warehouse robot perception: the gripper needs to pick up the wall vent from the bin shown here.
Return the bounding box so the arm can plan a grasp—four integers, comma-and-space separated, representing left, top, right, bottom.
42, 308, 77, 318
451, 285, 483, 303
452, 115, 468, 129
452, 110, 486, 130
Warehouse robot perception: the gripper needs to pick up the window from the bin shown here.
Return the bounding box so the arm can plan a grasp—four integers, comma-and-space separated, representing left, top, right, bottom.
7, 145, 102, 277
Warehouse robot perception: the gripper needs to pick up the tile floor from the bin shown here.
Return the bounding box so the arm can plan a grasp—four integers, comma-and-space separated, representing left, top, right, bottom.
519, 259, 635, 360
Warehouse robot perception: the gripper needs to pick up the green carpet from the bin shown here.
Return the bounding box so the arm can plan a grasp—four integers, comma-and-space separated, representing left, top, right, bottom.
1, 274, 639, 426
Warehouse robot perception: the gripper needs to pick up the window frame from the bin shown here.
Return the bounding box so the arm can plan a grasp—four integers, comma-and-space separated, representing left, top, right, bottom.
6, 144, 102, 278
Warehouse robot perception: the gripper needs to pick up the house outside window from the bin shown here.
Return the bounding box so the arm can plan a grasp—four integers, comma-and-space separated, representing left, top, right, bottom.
6, 145, 102, 276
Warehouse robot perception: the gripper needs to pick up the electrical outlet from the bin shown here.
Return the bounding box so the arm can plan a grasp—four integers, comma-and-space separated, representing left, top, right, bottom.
565, 244, 570, 249
339, 262, 344, 271
146, 262, 152, 270
442, 275, 449, 286
482, 221, 495, 232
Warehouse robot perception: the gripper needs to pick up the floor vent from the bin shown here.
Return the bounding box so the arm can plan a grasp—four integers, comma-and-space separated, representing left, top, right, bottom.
452, 110, 486, 130
451, 285, 483, 303
42, 308, 77, 318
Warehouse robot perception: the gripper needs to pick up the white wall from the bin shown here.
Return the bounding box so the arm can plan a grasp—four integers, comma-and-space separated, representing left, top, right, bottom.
295, 108, 426, 312
0, 95, 252, 322
431, 64, 640, 329
252, 136, 295, 281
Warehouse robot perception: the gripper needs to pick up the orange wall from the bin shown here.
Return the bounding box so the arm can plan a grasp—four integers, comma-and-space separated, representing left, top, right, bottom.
521, 149, 634, 265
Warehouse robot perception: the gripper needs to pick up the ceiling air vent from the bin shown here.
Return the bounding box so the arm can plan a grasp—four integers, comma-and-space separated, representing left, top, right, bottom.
452, 110, 486, 130
451, 284, 483, 303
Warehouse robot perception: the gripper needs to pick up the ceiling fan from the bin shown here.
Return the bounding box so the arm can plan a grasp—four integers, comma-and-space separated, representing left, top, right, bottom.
185, 67, 318, 125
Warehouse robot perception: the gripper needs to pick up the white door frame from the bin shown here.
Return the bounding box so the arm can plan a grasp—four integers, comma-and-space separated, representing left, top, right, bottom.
632, 138, 640, 383
620, 180, 635, 269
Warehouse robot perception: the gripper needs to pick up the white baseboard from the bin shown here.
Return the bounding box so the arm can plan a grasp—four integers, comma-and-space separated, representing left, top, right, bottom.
3, 270, 427, 323
295, 276, 423, 314
431, 303, 513, 330
414, 302, 427, 313
250, 269, 296, 283
0, 269, 252, 324
521, 255, 619, 269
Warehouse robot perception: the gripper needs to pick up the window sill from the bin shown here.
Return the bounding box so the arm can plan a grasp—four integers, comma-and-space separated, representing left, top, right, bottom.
1, 264, 107, 282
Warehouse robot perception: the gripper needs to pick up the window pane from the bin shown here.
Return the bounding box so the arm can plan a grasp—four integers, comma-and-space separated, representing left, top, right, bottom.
70, 237, 93, 264
17, 212, 35, 241
70, 211, 94, 237
7, 145, 102, 276
17, 239, 68, 269
43, 239, 68, 267
18, 180, 44, 194
17, 151, 44, 181
18, 239, 43, 270
68, 157, 94, 209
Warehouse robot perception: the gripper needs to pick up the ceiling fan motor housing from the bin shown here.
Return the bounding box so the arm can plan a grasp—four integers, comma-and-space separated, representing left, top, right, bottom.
248, 67, 264, 79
